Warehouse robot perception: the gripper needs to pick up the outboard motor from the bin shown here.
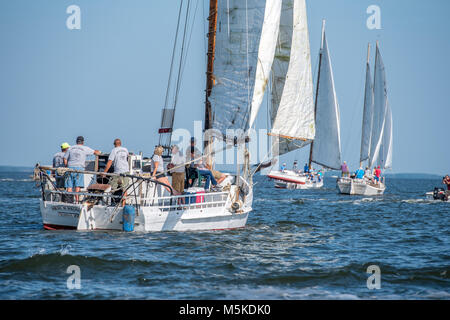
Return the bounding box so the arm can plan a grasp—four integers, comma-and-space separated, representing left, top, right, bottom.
433, 188, 446, 201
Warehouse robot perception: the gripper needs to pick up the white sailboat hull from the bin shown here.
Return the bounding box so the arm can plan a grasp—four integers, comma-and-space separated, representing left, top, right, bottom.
40, 199, 249, 231
337, 177, 385, 196
39, 175, 253, 232
268, 170, 323, 189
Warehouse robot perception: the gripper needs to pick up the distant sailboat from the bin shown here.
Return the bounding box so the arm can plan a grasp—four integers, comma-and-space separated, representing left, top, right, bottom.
337, 42, 393, 196
268, 19, 342, 189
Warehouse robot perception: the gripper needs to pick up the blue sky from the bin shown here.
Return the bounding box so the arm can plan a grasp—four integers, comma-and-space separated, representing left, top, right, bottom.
0, 0, 449, 174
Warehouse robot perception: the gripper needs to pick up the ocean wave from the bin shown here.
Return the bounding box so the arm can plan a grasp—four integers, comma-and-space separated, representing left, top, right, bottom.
0, 253, 190, 273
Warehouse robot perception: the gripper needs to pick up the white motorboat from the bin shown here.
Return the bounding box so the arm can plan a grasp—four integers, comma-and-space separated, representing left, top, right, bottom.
425, 188, 450, 202
337, 42, 393, 196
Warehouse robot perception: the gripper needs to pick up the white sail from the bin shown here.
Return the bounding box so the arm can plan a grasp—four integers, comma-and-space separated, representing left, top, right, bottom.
378, 101, 393, 169
369, 44, 389, 168
270, 0, 315, 154
360, 61, 374, 163
269, 0, 309, 156
248, 0, 282, 130
209, 0, 266, 139
310, 31, 342, 170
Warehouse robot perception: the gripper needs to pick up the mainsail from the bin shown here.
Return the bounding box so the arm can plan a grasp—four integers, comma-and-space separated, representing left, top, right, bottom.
209, 0, 266, 140
310, 27, 342, 170
369, 43, 390, 168
270, 0, 315, 156
248, 0, 282, 130
360, 45, 374, 163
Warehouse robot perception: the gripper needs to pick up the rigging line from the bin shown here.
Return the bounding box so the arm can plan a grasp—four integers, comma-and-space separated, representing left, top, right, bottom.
172, 0, 192, 110
178, 0, 201, 95
163, 0, 184, 110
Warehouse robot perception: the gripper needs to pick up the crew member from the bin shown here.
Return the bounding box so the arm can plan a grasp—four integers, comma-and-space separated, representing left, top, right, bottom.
103, 138, 130, 206
64, 136, 101, 202
53, 142, 70, 189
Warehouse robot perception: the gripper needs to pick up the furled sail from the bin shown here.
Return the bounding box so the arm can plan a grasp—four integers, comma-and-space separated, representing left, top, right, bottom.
270, 0, 315, 156
360, 47, 374, 163
209, 0, 266, 140
369, 44, 389, 168
310, 30, 342, 170
247, 0, 282, 130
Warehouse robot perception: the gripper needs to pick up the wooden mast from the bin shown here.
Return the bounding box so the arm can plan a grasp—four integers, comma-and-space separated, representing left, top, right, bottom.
204, 0, 218, 151
308, 20, 326, 169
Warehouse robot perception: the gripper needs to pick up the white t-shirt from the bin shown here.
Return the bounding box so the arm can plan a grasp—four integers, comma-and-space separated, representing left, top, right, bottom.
108, 147, 129, 174
64, 145, 95, 168
170, 151, 185, 173
152, 154, 164, 173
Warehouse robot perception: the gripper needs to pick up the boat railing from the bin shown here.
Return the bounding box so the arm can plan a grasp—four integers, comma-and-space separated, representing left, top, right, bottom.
35, 165, 230, 211
141, 192, 229, 212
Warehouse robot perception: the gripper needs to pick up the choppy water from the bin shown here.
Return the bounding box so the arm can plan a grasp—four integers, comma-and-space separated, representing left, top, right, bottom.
0, 171, 448, 299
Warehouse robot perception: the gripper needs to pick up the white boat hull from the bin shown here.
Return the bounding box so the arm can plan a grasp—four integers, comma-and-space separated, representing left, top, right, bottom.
337, 178, 385, 196
40, 199, 249, 231
268, 170, 323, 190
39, 173, 253, 232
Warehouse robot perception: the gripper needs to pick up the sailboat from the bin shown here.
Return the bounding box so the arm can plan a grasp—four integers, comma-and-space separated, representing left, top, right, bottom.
337, 42, 393, 196
267, 19, 342, 189
34, 0, 284, 231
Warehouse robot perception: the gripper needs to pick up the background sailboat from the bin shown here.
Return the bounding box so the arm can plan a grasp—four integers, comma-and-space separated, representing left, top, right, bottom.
338, 41, 393, 196
267, 19, 342, 189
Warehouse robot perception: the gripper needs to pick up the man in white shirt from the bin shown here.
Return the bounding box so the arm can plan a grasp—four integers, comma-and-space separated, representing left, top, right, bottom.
64, 136, 101, 202
103, 138, 130, 206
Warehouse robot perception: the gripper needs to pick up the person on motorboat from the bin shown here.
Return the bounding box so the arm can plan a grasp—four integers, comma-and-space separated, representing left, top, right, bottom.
355, 167, 365, 179
103, 138, 130, 206
52, 142, 70, 188
443, 175, 450, 191
341, 161, 349, 177
63, 136, 101, 202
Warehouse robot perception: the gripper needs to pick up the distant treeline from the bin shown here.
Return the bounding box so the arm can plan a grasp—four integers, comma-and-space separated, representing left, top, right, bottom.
0, 166, 33, 173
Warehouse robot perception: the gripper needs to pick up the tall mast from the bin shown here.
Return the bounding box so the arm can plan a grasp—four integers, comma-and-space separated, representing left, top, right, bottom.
360, 42, 371, 167
308, 19, 325, 169
204, 0, 218, 150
